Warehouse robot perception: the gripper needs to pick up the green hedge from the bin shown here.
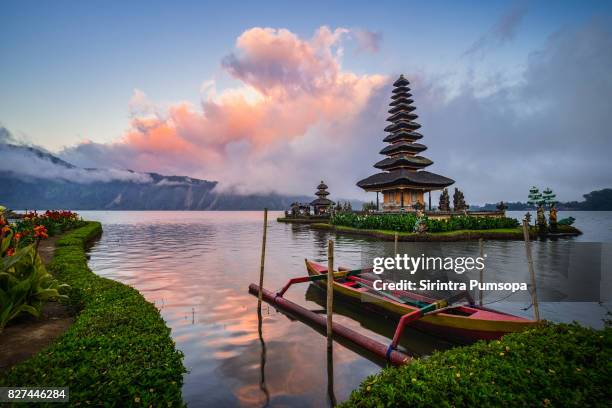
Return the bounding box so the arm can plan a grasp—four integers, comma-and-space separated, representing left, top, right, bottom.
342, 322, 611, 407
0, 222, 186, 406
330, 213, 519, 233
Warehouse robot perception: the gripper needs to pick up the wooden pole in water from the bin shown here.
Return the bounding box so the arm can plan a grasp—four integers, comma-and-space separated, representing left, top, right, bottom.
327, 239, 334, 345
478, 238, 484, 306
522, 218, 540, 321
257, 208, 268, 313
394, 232, 398, 256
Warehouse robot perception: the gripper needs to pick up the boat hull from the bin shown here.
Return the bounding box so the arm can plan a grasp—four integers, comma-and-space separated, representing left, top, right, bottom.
305, 260, 537, 344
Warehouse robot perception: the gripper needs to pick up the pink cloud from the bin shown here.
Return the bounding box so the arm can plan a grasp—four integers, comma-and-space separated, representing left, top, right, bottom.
62, 26, 388, 193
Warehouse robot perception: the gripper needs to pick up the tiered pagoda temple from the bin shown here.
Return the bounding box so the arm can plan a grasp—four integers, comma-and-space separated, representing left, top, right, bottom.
310, 181, 334, 215
357, 75, 454, 211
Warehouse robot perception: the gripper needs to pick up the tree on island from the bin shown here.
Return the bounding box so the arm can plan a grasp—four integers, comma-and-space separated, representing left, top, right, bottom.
542, 187, 556, 208
496, 201, 508, 211
453, 188, 467, 211
438, 188, 450, 211
527, 186, 543, 208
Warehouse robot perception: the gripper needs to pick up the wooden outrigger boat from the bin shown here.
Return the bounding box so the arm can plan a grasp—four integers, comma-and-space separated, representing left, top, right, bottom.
305, 259, 537, 345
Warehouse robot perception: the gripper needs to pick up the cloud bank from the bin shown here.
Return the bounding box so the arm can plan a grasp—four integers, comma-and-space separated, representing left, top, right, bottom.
5, 19, 609, 203
60, 26, 386, 194
0, 142, 153, 183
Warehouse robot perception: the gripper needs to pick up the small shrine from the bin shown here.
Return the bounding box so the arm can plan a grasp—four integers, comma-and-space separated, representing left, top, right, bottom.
310, 181, 335, 215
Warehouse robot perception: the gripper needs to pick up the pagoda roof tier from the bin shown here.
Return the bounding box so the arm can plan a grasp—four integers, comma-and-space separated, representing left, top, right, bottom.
384, 120, 421, 132
387, 110, 418, 122
393, 75, 410, 87
388, 103, 417, 114
357, 169, 454, 190
310, 197, 334, 206
383, 131, 423, 143
380, 141, 427, 155
391, 91, 413, 100
315, 190, 330, 197
392, 86, 412, 94
389, 98, 414, 106
374, 155, 433, 170
317, 181, 328, 190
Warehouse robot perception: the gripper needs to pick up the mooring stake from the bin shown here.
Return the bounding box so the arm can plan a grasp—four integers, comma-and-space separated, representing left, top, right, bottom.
522, 218, 540, 321
257, 208, 268, 313
327, 239, 334, 347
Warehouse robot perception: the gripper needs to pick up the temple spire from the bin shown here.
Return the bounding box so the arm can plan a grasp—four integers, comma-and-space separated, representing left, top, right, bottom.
356, 74, 454, 211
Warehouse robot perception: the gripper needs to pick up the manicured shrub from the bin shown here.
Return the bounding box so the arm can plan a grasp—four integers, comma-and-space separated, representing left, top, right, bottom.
0, 222, 186, 406
342, 322, 611, 407
330, 213, 519, 233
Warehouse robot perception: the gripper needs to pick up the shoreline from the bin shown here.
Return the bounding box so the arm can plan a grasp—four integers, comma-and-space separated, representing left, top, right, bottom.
0, 222, 186, 405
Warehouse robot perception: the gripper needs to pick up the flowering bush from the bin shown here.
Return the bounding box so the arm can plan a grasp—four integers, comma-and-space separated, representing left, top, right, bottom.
0, 208, 72, 330
13, 210, 83, 243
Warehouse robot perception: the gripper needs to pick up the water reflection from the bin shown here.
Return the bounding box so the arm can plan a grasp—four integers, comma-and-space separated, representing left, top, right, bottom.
78, 210, 612, 407
257, 310, 270, 407
327, 344, 336, 407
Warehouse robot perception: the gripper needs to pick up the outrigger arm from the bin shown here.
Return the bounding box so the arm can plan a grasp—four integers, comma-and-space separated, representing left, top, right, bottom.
385, 290, 474, 359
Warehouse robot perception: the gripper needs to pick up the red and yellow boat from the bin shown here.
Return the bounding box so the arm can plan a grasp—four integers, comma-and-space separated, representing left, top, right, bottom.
305, 259, 537, 344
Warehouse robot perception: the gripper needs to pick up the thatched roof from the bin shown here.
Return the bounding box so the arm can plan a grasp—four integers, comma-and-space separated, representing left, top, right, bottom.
310, 197, 334, 206
380, 142, 427, 155
384, 120, 421, 132
383, 131, 423, 143
387, 110, 418, 122
374, 155, 433, 170
357, 169, 454, 190
393, 75, 410, 87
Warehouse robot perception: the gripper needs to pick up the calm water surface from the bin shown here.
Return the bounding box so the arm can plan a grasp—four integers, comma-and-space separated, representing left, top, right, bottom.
79, 210, 612, 407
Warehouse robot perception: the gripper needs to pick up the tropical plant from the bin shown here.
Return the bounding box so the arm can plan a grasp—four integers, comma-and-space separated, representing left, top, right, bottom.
0, 241, 68, 331
0, 208, 70, 331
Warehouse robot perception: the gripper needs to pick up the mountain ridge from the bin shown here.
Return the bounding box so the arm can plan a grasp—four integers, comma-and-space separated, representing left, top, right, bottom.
1, 143, 359, 210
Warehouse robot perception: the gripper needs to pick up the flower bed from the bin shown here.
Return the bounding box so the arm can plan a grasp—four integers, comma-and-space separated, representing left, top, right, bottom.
0, 222, 186, 406
330, 213, 519, 233
342, 322, 611, 407
0, 209, 82, 330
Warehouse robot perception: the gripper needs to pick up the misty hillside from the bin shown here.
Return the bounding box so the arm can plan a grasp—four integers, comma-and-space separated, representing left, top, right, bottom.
0, 143, 320, 210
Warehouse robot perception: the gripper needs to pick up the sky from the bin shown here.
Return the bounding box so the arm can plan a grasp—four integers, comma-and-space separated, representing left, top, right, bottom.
1, 0, 611, 204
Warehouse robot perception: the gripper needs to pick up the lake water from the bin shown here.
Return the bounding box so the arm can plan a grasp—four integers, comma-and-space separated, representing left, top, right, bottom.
79, 210, 612, 407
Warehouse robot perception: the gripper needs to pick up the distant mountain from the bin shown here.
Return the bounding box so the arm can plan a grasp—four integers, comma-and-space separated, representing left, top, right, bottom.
473, 188, 612, 211
0, 143, 350, 210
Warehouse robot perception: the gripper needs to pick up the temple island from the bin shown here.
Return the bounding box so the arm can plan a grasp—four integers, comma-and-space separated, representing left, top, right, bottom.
278, 74, 580, 240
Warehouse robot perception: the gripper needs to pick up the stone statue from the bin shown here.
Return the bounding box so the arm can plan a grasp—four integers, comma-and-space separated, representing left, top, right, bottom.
290, 202, 300, 217
549, 204, 558, 233
536, 204, 547, 234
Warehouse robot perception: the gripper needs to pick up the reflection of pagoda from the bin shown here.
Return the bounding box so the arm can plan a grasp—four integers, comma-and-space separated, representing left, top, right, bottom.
310, 181, 334, 215
357, 75, 454, 211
